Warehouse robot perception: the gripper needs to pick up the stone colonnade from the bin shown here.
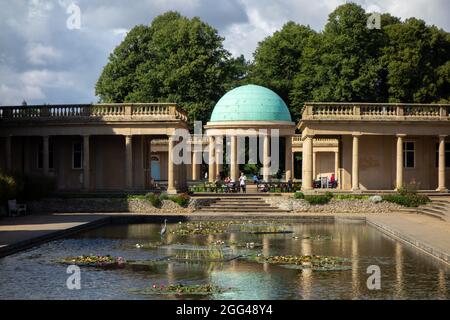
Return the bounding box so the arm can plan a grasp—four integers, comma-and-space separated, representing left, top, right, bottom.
204, 131, 294, 183
301, 133, 448, 192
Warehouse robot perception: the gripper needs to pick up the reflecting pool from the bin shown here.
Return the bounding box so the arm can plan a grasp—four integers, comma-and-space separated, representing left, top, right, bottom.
0, 220, 449, 299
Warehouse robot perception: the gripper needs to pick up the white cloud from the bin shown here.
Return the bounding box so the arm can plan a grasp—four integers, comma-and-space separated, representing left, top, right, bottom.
27, 43, 62, 65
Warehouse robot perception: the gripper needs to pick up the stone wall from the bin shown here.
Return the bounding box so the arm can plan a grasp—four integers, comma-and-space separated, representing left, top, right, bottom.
27, 198, 199, 214
265, 197, 403, 213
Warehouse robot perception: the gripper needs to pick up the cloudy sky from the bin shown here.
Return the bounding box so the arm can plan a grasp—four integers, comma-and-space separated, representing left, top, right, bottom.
0, 0, 448, 106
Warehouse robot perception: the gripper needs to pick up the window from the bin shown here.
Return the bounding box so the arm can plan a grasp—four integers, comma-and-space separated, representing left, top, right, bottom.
72, 142, 83, 169
37, 142, 54, 169
403, 142, 415, 168
435, 142, 450, 168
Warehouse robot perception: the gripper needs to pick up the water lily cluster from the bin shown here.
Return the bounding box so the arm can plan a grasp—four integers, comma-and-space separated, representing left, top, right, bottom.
250, 254, 352, 271
60, 255, 126, 267
131, 283, 226, 295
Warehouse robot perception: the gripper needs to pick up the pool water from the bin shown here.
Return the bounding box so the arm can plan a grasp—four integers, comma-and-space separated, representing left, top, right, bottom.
0, 220, 449, 300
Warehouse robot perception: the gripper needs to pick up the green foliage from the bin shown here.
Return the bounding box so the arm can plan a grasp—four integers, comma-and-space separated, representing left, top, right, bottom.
249, 21, 316, 120
294, 191, 304, 199
382, 183, 430, 207
241, 163, 260, 176
96, 5, 450, 126
304, 193, 333, 205
0, 172, 18, 205
96, 11, 248, 126
251, 3, 450, 122
144, 193, 162, 208
382, 194, 430, 207
333, 194, 369, 200
167, 193, 190, 208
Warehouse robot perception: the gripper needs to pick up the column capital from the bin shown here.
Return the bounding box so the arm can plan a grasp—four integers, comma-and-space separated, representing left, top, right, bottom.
302, 134, 315, 140
352, 133, 362, 137
396, 134, 407, 138
438, 134, 447, 139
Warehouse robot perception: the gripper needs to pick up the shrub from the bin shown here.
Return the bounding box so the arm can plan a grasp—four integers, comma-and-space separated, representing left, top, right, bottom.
168, 194, 190, 207
0, 173, 18, 204
294, 191, 304, 199
324, 191, 334, 199
159, 193, 169, 200
334, 194, 369, 200
304, 194, 332, 205
144, 193, 162, 208
382, 194, 430, 207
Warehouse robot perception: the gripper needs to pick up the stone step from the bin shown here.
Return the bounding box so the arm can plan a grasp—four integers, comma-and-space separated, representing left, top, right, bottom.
419, 207, 446, 216
214, 198, 266, 202
207, 203, 271, 208
204, 206, 274, 210
416, 209, 446, 221
197, 208, 289, 213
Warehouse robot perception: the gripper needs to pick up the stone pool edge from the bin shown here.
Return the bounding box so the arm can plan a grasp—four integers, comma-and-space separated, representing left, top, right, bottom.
366, 217, 450, 266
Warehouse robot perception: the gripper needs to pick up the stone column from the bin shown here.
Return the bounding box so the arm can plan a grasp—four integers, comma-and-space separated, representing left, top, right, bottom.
230, 135, 238, 181
352, 134, 360, 191
83, 135, 90, 190
125, 135, 133, 190
437, 135, 448, 192
5, 136, 11, 173
263, 133, 270, 182
312, 152, 317, 180
396, 134, 405, 190
43, 136, 50, 176
192, 149, 201, 181
285, 136, 293, 181
208, 136, 215, 182
334, 150, 339, 183
215, 136, 223, 178
302, 135, 314, 191
167, 135, 176, 194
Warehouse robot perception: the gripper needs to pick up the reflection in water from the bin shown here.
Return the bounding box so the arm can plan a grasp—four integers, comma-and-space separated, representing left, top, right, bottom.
395, 242, 404, 299
438, 269, 447, 299
351, 235, 359, 299
0, 221, 448, 300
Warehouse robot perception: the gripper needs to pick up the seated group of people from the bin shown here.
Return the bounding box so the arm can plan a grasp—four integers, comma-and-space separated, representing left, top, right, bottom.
313, 174, 338, 189
214, 172, 247, 193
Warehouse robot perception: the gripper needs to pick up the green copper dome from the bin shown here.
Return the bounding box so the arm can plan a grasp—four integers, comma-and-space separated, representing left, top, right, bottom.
210, 84, 292, 122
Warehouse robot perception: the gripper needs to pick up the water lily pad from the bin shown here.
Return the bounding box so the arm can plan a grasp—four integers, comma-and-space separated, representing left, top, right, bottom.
129, 283, 227, 296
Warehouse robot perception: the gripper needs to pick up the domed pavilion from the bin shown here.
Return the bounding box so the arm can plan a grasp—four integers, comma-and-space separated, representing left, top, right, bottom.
203, 84, 296, 182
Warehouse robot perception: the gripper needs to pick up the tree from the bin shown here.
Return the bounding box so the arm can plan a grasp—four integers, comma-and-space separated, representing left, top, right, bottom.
95, 11, 247, 126
381, 18, 450, 102
249, 21, 316, 120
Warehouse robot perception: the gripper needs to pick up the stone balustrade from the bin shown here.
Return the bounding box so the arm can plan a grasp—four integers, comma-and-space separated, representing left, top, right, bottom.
0, 103, 188, 122
292, 135, 338, 145
302, 102, 450, 120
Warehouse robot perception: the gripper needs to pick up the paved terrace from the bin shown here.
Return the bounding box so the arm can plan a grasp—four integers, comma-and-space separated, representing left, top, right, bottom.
1, 211, 449, 266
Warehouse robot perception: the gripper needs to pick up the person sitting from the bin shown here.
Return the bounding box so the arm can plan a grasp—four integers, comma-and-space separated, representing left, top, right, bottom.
253, 174, 259, 185
287, 179, 293, 192
228, 178, 237, 193
329, 174, 337, 188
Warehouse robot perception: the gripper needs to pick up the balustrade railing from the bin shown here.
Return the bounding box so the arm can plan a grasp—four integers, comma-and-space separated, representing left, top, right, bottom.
303, 103, 450, 120
0, 103, 187, 122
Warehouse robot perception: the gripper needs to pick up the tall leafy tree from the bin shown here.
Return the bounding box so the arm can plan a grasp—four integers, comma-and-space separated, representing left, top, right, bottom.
249, 21, 316, 120
95, 12, 247, 125
381, 18, 450, 102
